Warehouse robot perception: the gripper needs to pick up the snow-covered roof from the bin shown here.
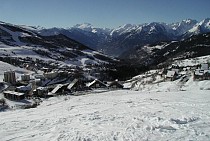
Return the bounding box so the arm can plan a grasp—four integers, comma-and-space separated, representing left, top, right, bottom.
195, 70, 204, 76
194, 70, 204, 76
51, 84, 64, 94
171, 69, 179, 74
3, 90, 25, 96
37, 87, 48, 91
67, 79, 78, 90
87, 79, 106, 87
16, 83, 32, 91
166, 71, 176, 78
201, 63, 209, 70
179, 71, 187, 75
194, 69, 210, 76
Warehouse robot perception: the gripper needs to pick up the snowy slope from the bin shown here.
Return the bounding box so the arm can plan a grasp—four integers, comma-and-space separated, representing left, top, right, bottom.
0, 90, 210, 141
188, 18, 210, 34
172, 55, 210, 67
124, 53, 210, 92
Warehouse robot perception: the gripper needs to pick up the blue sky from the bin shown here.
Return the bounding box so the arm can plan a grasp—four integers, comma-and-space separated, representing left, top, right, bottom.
0, 0, 210, 28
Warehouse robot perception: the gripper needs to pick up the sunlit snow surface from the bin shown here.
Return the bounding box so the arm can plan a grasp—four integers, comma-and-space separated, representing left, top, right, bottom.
0, 90, 210, 141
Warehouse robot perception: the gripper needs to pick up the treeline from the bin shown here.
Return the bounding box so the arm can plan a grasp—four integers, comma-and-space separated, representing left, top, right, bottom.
107, 63, 150, 81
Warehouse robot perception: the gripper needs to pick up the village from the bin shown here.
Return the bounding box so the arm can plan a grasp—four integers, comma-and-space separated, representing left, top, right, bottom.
0, 62, 210, 110
0, 64, 124, 108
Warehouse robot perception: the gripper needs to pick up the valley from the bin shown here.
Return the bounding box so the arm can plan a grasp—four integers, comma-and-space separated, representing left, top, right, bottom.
0, 19, 210, 141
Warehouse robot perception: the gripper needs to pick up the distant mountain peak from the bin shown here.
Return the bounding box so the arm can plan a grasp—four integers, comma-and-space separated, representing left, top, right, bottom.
188, 18, 210, 34
120, 24, 134, 29
182, 19, 197, 24
74, 23, 93, 27
73, 23, 94, 30
34, 18, 210, 56
72, 23, 109, 34
198, 18, 210, 26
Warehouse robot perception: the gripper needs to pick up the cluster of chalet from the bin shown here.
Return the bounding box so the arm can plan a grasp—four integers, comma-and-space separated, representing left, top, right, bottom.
2, 70, 124, 101
35, 79, 123, 97
193, 63, 210, 81
163, 63, 210, 81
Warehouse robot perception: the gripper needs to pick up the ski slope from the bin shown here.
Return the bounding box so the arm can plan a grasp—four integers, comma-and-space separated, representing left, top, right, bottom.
0, 90, 210, 141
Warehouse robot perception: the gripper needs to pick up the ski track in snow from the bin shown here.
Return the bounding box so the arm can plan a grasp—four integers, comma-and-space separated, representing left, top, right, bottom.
0, 90, 210, 141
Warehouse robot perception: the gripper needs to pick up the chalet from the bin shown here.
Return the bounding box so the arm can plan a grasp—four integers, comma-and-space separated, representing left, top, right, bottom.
108, 80, 124, 89
58, 71, 70, 78
170, 64, 180, 69
33, 87, 49, 97
3, 91, 25, 100
87, 79, 107, 89
171, 69, 179, 74
165, 70, 178, 81
44, 71, 58, 79
34, 74, 45, 80
67, 79, 87, 92
41, 67, 52, 73
158, 68, 166, 77
193, 70, 210, 81
16, 83, 32, 93
193, 63, 210, 81
21, 74, 30, 81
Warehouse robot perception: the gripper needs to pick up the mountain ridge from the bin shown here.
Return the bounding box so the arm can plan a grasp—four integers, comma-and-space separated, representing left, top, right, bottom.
36, 18, 210, 56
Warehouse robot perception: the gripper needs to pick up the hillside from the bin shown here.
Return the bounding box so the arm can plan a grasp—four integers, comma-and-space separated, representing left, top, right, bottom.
0, 21, 118, 81
120, 32, 210, 67
123, 54, 210, 92
0, 22, 116, 68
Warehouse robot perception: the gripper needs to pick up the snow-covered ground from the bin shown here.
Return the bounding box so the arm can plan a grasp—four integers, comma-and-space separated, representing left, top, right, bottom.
0, 90, 210, 141
172, 55, 210, 67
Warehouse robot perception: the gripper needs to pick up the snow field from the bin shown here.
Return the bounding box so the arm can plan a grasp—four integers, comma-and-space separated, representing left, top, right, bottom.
0, 90, 210, 141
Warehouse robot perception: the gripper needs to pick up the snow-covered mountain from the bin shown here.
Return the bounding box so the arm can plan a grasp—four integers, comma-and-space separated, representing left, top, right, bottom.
166, 19, 197, 37
37, 19, 210, 56
37, 23, 111, 53
188, 18, 210, 34
120, 32, 210, 67
38, 18, 210, 56
0, 21, 116, 69
106, 19, 210, 56
1, 19, 210, 79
